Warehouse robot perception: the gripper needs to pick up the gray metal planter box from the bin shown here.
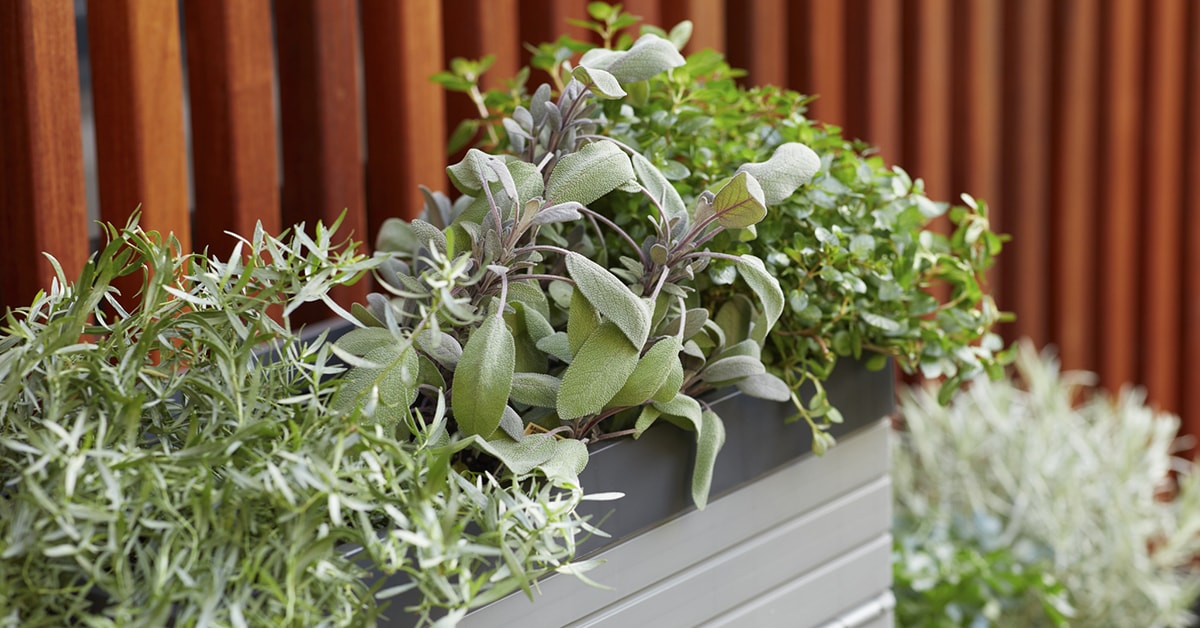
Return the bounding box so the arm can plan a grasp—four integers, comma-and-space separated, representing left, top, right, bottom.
382, 358, 896, 627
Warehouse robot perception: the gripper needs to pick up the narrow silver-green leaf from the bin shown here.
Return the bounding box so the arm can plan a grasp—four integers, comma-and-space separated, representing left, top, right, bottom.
735, 142, 821, 205
510, 372, 561, 408
652, 393, 702, 432
736, 372, 791, 401
692, 410, 726, 510
546, 141, 635, 206
452, 315, 515, 438
566, 252, 651, 347
712, 171, 767, 229
631, 152, 687, 219
578, 33, 686, 83
572, 66, 626, 99
633, 405, 661, 438
701, 355, 766, 383
557, 322, 640, 420
734, 255, 784, 343
607, 337, 682, 408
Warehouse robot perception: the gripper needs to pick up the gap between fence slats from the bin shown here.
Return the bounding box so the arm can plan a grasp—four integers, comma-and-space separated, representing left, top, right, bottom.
361, 1, 446, 231
0, 0, 88, 310
1139, 0, 1187, 415
666, 0, 724, 54
87, 0, 190, 250
275, 0, 368, 316
1096, 0, 1144, 391
1050, 0, 1100, 373
183, 0, 279, 257
726, 0, 786, 88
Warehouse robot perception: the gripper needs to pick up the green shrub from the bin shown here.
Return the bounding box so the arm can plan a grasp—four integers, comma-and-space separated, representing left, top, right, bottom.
893, 343, 1200, 626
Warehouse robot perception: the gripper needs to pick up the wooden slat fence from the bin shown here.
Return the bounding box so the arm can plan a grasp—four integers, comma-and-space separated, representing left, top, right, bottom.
2, 0, 1198, 435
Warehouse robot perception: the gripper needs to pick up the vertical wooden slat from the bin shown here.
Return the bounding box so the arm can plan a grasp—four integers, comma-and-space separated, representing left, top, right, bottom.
861, 0, 902, 163
88, 0, 190, 248
796, 0, 845, 127
663, 0, 724, 54
1050, 0, 1100, 373
954, 0, 1002, 302
725, 0, 787, 87
999, 0, 1052, 347
519, 0, 591, 54
622, 0, 662, 29
275, 0, 368, 312
1139, 0, 1187, 414
1096, 0, 1144, 390
0, 0, 88, 309
183, 0, 279, 257
442, 0, 520, 157
902, 0, 952, 308
361, 1, 446, 228
1184, 1, 1200, 435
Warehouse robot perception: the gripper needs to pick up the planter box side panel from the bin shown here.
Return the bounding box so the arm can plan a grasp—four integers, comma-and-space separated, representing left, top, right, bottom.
459, 419, 893, 628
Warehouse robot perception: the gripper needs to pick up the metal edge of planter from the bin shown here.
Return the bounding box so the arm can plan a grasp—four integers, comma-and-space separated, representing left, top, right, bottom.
374, 356, 895, 626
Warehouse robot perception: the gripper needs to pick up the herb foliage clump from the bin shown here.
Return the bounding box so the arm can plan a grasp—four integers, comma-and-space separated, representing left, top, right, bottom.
437, 3, 1011, 449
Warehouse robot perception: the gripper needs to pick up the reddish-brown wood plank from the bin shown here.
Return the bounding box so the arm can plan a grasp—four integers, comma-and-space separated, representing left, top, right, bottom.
519, 0, 592, 54
275, 0, 368, 312
621, 0, 662, 29
953, 0, 1002, 305
361, 1, 446, 230
662, 0, 724, 54
726, 0, 787, 87
998, 0, 1052, 347
860, 0, 901, 163
1096, 0, 1144, 390
442, 0, 520, 158
1184, 1, 1200, 436
0, 0, 88, 309
1139, 0, 1187, 414
183, 0, 279, 257
796, 0, 845, 127
1049, 0, 1100, 373
87, 0, 190, 249
902, 0, 952, 305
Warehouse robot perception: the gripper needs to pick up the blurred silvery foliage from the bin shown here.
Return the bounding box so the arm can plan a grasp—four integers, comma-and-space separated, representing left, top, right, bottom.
893, 342, 1200, 627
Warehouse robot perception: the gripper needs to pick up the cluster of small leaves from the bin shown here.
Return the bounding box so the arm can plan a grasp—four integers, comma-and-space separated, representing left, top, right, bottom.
364, 27, 815, 509
437, 3, 1012, 451
892, 513, 1072, 627
0, 220, 598, 626
894, 343, 1200, 627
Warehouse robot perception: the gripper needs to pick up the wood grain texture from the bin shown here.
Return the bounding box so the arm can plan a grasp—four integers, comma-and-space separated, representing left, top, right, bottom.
999, 0, 1053, 347
361, 0, 446, 231
663, 0, 724, 54
1096, 0, 1144, 390
276, 0, 368, 312
859, 0, 901, 163
442, 0, 520, 162
1184, 1, 1200, 436
87, 0, 190, 249
796, 0, 845, 128
953, 0, 1002, 306
183, 0, 279, 257
0, 0, 88, 309
1049, 0, 1100, 373
1139, 0, 1187, 415
726, 0, 787, 87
